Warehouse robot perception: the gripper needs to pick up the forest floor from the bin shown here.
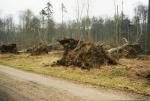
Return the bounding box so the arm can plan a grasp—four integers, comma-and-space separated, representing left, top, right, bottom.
0, 51, 150, 97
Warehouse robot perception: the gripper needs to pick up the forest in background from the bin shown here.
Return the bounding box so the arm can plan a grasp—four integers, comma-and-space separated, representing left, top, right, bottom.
0, 1, 149, 53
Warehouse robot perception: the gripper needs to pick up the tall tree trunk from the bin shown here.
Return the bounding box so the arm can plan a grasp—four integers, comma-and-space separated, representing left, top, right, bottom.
147, 0, 150, 54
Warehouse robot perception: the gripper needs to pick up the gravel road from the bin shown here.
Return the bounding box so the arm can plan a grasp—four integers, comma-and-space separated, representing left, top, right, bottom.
0, 65, 148, 101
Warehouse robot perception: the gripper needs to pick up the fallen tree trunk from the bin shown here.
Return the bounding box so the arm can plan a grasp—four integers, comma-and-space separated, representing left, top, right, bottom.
107, 38, 129, 53
107, 43, 129, 53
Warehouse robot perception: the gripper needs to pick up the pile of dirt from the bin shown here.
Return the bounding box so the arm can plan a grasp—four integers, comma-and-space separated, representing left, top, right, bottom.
0, 44, 17, 54
111, 44, 142, 59
54, 39, 117, 69
127, 65, 150, 79
27, 43, 50, 56
121, 44, 142, 58
137, 55, 150, 60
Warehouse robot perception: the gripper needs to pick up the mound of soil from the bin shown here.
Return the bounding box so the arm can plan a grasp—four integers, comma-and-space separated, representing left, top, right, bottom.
0, 44, 17, 54
127, 65, 150, 79
27, 43, 49, 56
111, 44, 142, 59
54, 39, 117, 69
121, 44, 142, 58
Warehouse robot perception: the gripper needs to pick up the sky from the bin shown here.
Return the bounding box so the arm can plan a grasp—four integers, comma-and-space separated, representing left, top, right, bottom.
0, 0, 148, 24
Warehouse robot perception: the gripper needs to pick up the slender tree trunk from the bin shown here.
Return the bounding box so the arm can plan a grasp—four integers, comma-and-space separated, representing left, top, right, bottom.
147, 0, 150, 54
116, 5, 119, 45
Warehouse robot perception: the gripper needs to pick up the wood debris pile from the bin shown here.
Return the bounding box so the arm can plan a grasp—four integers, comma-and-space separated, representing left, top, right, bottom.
54, 38, 117, 69
0, 44, 17, 54
27, 43, 50, 56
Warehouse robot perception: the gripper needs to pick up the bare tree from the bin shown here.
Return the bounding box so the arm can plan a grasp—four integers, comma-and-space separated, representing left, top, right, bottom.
61, 3, 67, 38
114, 0, 120, 45
75, 0, 85, 40
41, 1, 55, 43
137, 4, 148, 39
147, 0, 150, 53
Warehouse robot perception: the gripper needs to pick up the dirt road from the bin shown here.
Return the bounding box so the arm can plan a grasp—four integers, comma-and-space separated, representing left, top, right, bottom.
0, 65, 148, 101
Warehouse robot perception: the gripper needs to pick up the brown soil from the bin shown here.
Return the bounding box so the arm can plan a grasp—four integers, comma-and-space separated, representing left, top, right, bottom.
120, 58, 150, 79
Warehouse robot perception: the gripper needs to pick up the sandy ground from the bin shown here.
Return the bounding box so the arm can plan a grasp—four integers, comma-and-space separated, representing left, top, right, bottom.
0, 65, 149, 101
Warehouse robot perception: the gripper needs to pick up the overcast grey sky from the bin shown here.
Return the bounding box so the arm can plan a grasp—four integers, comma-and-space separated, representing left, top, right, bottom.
0, 0, 148, 23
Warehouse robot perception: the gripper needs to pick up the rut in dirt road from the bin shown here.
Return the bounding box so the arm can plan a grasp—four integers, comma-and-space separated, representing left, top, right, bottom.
0, 65, 147, 101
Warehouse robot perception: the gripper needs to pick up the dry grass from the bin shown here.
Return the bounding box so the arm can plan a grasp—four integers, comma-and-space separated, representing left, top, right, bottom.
0, 52, 150, 96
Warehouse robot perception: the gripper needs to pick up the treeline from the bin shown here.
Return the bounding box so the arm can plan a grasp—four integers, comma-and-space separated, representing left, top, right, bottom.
0, 3, 148, 51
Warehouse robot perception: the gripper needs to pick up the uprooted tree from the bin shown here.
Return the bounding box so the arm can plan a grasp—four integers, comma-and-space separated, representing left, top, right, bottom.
26, 42, 63, 56
53, 38, 142, 69
26, 43, 50, 56
0, 44, 18, 54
